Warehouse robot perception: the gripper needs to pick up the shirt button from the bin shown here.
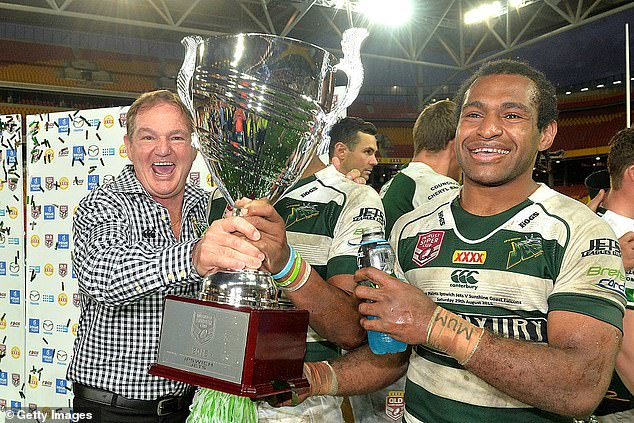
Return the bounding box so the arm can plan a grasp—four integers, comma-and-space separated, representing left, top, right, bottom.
179, 271, 186, 278
167, 273, 175, 281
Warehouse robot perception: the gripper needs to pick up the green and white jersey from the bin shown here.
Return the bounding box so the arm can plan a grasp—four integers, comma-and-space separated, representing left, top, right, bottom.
275, 165, 385, 360
379, 162, 460, 236
601, 209, 634, 308
594, 208, 634, 416
390, 184, 627, 423
208, 165, 385, 361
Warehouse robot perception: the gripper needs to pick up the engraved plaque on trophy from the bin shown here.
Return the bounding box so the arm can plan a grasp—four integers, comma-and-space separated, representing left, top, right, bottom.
149, 28, 368, 398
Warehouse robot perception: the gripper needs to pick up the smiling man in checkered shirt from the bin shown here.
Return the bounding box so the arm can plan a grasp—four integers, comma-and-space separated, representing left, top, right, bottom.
67, 90, 266, 422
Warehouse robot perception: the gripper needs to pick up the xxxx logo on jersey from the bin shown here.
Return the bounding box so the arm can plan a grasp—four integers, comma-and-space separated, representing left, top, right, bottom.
452, 250, 486, 265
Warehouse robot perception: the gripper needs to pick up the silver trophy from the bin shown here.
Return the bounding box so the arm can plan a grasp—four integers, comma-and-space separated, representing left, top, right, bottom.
150, 29, 368, 398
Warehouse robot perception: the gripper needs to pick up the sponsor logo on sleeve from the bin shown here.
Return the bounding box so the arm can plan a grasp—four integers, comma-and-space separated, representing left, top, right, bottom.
589, 267, 627, 297
352, 207, 385, 226
582, 238, 622, 258
597, 278, 626, 297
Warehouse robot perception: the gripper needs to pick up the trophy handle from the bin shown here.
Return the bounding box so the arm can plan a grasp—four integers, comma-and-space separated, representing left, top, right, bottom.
319, 27, 369, 154
178, 35, 203, 149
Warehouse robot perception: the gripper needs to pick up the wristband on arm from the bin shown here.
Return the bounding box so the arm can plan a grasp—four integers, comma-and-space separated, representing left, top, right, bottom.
272, 245, 296, 280
303, 361, 338, 396
425, 306, 484, 366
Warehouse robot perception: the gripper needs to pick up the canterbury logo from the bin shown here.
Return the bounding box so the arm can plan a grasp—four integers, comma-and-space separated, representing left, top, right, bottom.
452, 250, 486, 264
450, 269, 479, 284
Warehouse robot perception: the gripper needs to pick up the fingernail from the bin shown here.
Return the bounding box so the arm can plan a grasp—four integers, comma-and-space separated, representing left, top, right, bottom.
252, 230, 261, 241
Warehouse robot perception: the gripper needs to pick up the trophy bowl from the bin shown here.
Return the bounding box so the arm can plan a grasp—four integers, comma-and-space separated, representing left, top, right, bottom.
150, 29, 368, 398
181, 29, 368, 205
199, 269, 278, 307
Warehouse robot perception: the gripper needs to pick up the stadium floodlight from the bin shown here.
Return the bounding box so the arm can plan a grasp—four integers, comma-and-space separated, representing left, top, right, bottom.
465, 0, 536, 25
464, 1, 503, 25
357, 0, 413, 26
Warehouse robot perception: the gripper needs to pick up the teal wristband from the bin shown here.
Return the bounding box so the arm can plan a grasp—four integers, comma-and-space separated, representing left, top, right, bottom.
275, 254, 303, 287
272, 245, 296, 280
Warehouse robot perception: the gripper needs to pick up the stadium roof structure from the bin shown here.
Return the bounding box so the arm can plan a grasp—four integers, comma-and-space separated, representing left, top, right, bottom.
1, 0, 634, 102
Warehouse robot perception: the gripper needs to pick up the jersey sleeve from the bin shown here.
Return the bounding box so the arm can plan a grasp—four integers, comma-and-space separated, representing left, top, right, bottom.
326, 186, 386, 279
549, 216, 626, 331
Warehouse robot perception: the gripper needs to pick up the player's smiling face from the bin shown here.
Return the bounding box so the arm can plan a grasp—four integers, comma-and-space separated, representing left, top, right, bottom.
455, 74, 555, 188
124, 102, 197, 205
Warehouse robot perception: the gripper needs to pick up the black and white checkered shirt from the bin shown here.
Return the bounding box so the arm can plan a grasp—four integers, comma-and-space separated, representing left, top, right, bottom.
67, 165, 208, 400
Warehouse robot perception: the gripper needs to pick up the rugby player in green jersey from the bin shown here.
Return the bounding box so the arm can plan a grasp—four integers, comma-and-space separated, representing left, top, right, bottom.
292, 59, 628, 423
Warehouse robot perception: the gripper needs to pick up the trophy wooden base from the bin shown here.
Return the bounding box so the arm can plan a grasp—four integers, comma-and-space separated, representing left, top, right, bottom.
149, 295, 310, 398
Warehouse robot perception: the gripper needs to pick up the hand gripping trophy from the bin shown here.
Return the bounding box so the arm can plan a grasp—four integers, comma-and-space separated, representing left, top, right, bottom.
149, 28, 368, 421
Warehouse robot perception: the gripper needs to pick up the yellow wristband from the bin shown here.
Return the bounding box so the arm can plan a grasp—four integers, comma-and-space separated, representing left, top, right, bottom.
425, 306, 484, 365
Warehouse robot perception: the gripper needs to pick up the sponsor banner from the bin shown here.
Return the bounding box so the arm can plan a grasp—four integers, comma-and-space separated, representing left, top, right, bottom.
0, 114, 25, 407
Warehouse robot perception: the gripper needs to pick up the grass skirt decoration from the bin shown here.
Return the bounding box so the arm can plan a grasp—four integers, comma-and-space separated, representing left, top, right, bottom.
187, 388, 257, 423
